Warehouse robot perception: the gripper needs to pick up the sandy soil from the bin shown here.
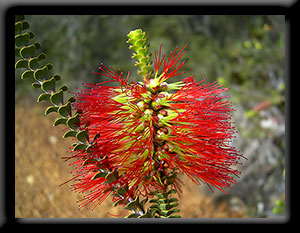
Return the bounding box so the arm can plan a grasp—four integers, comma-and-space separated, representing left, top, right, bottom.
15, 99, 246, 218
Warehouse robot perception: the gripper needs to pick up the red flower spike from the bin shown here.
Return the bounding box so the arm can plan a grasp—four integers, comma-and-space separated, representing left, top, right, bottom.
65, 43, 244, 210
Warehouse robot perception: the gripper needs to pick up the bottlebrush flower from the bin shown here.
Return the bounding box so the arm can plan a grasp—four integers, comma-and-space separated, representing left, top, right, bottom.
66, 40, 243, 210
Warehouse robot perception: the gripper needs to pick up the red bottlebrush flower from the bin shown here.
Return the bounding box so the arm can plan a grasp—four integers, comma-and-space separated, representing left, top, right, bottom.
66, 44, 243, 210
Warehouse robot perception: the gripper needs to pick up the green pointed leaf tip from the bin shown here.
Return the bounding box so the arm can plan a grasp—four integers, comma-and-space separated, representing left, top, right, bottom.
76, 130, 89, 143
58, 102, 71, 117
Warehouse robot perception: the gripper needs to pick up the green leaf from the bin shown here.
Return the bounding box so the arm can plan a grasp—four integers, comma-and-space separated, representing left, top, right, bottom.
125, 213, 139, 218
20, 44, 36, 58
15, 59, 28, 69
168, 215, 181, 218
66, 113, 80, 130
37, 53, 47, 61
22, 21, 29, 30
50, 90, 63, 105
67, 97, 76, 103
37, 93, 51, 102
166, 209, 180, 216
28, 57, 39, 70
15, 22, 23, 34
76, 130, 89, 143
72, 143, 87, 151
112, 199, 125, 207
31, 82, 41, 88
59, 86, 68, 92
52, 75, 61, 81
45, 63, 54, 70
105, 171, 118, 183
58, 102, 71, 117
45, 106, 59, 115
34, 66, 48, 81
21, 70, 33, 79
92, 171, 107, 180
63, 130, 77, 138
53, 117, 67, 126
33, 42, 41, 50
41, 77, 56, 92
15, 33, 30, 47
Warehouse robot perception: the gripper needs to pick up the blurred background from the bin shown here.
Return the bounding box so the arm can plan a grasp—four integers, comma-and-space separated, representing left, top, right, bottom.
15, 15, 286, 219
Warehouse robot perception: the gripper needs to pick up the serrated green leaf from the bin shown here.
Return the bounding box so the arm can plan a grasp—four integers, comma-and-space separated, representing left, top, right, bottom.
76, 130, 89, 143
20, 44, 36, 59
21, 70, 33, 79
50, 90, 63, 105
63, 130, 77, 138
28, 57, 39, 70
34, 66, 48, 81
41, 77, 56, 92
66, 113, 80, 130
45, 106, 59, 115
53, 117, 67, 126
37, 93, 51, 102
15, 59, 28, 69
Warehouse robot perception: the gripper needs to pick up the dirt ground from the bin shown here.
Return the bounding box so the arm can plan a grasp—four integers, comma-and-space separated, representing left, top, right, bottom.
15, 99, 246, 218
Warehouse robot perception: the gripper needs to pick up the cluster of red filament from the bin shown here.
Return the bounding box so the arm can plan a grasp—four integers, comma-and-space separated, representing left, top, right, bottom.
64, 44, 244, 210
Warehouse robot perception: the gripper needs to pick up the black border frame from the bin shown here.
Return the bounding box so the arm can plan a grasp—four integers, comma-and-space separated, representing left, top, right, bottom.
3, 2, 296, 227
